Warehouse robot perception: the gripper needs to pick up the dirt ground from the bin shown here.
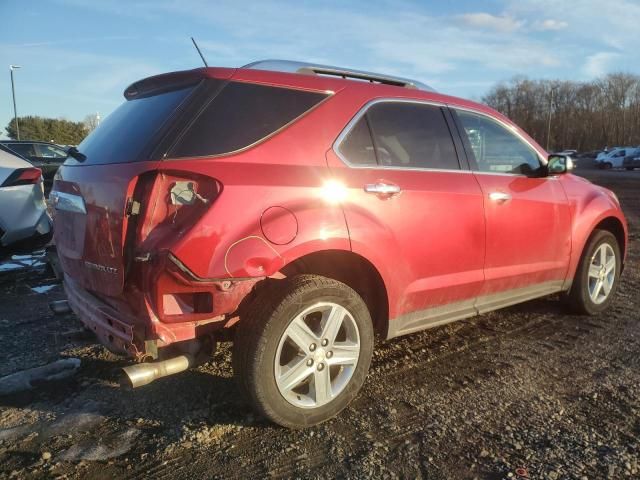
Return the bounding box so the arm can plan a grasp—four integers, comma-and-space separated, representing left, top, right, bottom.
0, 165, 638, 480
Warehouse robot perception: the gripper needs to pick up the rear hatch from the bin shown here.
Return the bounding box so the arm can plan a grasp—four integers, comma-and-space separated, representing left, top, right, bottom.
52, 71, 211, 296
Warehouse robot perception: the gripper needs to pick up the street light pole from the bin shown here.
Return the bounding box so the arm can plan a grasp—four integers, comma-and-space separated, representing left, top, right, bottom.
9, 65, 21, 140
546, 86, 554, 152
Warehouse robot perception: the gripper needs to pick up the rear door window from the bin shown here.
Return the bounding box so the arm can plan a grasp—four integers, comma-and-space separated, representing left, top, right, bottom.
337, 117, 377, 166
169, 82, 328, 158
365, 102, 460, 170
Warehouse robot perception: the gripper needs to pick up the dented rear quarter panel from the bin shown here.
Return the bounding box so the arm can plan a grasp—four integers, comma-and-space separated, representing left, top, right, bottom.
162, 87, 356, 280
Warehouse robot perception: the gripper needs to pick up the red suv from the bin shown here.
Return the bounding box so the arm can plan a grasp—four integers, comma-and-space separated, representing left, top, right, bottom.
52, 60, 627, 428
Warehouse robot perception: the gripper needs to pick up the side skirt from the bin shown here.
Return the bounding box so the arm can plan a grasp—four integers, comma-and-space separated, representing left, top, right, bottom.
386, 280, 565, 339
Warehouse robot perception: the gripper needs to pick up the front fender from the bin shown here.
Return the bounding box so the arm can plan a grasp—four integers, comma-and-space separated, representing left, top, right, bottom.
562, 175, 628, 287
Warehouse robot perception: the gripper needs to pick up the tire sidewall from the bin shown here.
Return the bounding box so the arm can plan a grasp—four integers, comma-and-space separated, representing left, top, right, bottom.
252, 284, 373, 428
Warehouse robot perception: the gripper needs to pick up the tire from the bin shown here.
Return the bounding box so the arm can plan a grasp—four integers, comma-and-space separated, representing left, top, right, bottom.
564, 230, 621, 315
233, 274, 374, 428
604, 162, 613, 170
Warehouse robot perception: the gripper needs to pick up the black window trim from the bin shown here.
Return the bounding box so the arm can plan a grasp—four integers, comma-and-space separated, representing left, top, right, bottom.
333, 98, 467, 173
447, 105, 550, 178
161, 79, 333, 161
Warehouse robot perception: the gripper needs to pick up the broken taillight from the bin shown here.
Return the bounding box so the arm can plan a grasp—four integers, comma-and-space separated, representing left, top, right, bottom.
133, 171, 219, 252
1, 167, 42, 187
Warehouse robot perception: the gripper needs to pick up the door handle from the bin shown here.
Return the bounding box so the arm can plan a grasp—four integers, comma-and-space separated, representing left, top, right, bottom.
364, 183, 401, 196
488, 191, 511, 203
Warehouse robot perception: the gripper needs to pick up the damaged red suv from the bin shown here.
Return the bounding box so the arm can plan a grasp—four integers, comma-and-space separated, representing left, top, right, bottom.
52, 60, 627, 428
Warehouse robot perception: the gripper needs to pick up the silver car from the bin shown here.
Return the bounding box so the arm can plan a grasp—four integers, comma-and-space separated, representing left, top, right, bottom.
0, 145, 52, 259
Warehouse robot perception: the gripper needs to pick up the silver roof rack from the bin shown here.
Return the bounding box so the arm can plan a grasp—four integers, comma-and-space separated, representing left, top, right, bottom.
242, 59, 435, 92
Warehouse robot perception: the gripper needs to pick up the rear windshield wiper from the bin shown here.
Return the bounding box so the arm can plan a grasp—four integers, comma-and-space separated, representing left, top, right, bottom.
66, 146, 86, 162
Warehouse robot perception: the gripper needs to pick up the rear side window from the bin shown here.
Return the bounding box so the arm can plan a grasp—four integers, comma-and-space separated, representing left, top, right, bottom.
170, 82, 328, 158
6, 143, 36, 158
73, 86, 194, 165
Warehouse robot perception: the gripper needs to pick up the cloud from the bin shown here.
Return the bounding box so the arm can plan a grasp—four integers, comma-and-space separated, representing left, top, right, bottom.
457, 12, 524, 32
533, 19, 569, 31
583, 52, 622, 77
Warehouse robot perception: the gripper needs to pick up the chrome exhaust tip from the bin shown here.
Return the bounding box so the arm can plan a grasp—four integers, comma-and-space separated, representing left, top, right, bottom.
121, 355, 193, 389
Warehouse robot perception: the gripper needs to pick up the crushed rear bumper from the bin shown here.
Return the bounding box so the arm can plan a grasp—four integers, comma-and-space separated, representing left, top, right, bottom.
64, 277, 140, 357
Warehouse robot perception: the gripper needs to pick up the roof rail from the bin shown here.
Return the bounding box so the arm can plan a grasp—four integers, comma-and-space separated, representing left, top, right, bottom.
242, 59, 435, 92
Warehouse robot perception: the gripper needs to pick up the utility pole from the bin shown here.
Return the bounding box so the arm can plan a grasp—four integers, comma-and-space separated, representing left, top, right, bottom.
9, 65, 21, 140
546, 86, 554, 152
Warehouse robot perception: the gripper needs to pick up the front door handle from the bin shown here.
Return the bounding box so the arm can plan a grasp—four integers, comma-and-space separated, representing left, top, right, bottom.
364, 183, 401, 196
488, 191, 512, 203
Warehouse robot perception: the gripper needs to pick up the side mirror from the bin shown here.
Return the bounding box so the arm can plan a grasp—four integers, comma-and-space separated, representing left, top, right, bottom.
547, 154, 574, 175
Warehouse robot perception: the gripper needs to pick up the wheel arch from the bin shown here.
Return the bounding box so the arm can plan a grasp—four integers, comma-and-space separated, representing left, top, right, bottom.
594, 216, 626, 262
279, 249, 390, 337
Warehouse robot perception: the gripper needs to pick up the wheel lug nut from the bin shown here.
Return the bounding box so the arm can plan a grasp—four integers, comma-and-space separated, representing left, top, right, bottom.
321, 339, 328, 347
317, 363, 324, 371
309, 343, 316, 352
306, 358, 314, 367
326, 351, 333, 358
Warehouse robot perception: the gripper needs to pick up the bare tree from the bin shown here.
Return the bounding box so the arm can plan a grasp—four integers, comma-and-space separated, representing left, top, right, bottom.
483, 73, 640, 152
82, 113, 101, 133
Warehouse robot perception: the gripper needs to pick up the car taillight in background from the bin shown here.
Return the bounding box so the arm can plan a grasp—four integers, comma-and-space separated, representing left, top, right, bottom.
1, 167, 42, 187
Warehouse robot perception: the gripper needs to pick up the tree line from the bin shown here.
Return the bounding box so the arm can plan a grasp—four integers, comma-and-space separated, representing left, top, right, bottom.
6, 74, 640, 152
4, 114, 99, 145
482, 73, 640, 153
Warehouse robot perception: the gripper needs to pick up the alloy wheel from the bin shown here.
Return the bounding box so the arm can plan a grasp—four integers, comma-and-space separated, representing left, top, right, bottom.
274, 302, 360, 408
587, 243, 616, 305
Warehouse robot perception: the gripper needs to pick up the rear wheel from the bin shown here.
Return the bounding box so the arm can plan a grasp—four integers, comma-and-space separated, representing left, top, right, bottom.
233, 275, 374, 428
564, 230, 621, 315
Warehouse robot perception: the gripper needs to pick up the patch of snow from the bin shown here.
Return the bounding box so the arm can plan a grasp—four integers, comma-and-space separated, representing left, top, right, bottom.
0, 263, 24, 272
60, 428, 140, 461
31, 284, 56, 294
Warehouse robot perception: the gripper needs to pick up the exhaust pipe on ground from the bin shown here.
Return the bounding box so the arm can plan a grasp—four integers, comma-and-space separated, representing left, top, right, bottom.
49, 300, 71, 315
121, 355, 194, 389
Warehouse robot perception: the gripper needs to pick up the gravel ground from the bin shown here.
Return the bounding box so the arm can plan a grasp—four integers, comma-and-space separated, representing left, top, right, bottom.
0, 165, 638, 480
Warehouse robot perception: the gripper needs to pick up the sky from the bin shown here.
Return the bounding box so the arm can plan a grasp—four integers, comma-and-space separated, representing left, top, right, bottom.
1, 0, 639, 139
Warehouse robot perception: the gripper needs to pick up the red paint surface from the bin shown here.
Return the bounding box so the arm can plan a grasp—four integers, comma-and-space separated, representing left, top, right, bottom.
53, 66, 628, 354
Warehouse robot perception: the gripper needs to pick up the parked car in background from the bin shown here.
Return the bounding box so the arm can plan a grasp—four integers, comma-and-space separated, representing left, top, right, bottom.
594, 147, 638, 169
0, 140, 68, 195
0, 144, 52, 260
556, 149, 577, 157
623, 154, 640, 170
553, 149, 579, 165
52, 60, 628, 428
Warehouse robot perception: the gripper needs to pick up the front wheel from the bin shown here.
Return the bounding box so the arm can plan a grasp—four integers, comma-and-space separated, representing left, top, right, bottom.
233, 275, 374, 428
564, 230, 621, 315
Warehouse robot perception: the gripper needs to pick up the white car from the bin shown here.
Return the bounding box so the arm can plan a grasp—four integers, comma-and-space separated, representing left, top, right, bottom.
594, 147, 639, 169
0, 144, 52, 259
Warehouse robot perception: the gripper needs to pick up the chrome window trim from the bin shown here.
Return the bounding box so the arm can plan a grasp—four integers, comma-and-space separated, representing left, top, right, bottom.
333, 97, 550, 178
332, 97, 466, 173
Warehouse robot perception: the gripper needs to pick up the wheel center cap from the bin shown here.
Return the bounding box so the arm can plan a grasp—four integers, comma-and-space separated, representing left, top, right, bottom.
314, 348, 326, 362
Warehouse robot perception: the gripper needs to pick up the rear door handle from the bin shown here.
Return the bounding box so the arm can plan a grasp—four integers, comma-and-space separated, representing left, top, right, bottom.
488, 191, 511, 203
364, 183, 401, 196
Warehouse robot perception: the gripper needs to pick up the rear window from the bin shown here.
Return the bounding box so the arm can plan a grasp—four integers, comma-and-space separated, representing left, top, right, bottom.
73, 86, 194, 165
169, 81, 328, 158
